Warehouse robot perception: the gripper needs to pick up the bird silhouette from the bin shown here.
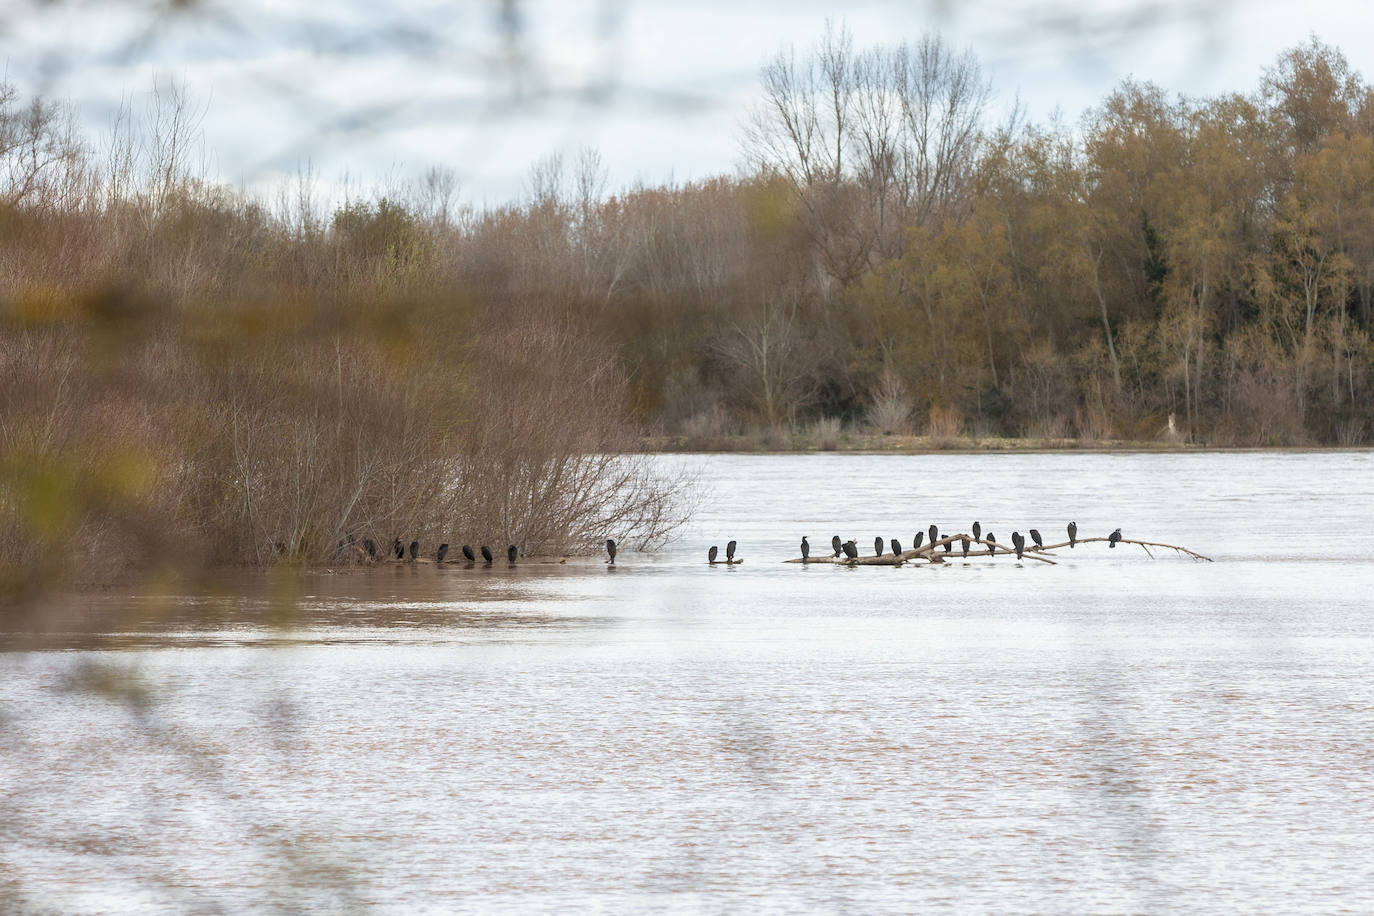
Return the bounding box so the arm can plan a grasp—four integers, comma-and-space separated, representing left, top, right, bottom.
393, 539, 404, 559
726, 540, 737, 562
960, 536, 970, 558
801, 536, 810, 561
928, 524, 939, 547
831, 535, 842, 558
461, 544, 475, 563
1029, 529, 1043, 550
480, 545, 493, 565
1109, 528, 1122, 548
606, 538, 617, 565
986, 532, 997, 556
437, 543, 449, 563
364, 539, 377, 559
841, 540, 858, 561
708, 545, 718, 563
1012, 531, 1024, 560
972, 521, 981, 540
913, 531, 924, 550
1067, 521, 1077, 548
891, 538, 902, 556
874, 536, 885, 556
507, 544, 517, 565
409, 540, 419, 561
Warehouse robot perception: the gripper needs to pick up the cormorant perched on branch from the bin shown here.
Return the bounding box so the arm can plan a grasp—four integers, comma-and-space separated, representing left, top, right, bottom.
1067, 521, 1077, 547
961, 536, 970, 558
393, 539, 404, 559
1109, 528, 1122, 548
1029, 529, 1043, 550
801, 536, 810, 562
726, 540, 737, 562
943, 538, 952, 553
364, 539, 377, 559
507, 544, 517, 565
891, 538, 902, 556
841, 540, 858, 560
409, 540, 419, 560
928, 524, 939, 547
708, 545, 718, 563
986, 532, 997, 556
437, 543, 449, 563
1012, 531, 1024, 560
462, 545, 475, 563
606, 538, 617, 565
972, 521, 981, 540
831, 535, 842, 558
480, 545, 493, 565
912, 531, 924, 550
874, 536, 885, 556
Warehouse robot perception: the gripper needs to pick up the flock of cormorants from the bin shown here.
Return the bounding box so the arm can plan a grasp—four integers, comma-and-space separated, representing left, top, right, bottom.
798, 522, 1124, 563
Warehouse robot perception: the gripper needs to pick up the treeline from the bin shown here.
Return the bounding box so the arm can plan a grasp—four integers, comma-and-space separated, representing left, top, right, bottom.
469, 32, 1374, 447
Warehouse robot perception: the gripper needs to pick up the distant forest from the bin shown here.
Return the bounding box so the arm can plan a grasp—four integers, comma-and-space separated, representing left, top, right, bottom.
2, 32, 1373, 580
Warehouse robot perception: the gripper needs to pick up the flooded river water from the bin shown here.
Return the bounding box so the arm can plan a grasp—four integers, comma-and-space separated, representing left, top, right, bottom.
4, 451, 1374, 912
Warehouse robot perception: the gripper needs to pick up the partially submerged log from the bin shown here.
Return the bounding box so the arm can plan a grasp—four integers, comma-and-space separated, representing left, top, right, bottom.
1025, 536, 1212, 562
708, 559, 745, 566
787, 533, 1212, 565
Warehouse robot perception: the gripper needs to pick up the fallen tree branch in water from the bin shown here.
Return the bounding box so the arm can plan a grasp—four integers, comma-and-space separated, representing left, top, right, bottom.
786, 534, 1212, 565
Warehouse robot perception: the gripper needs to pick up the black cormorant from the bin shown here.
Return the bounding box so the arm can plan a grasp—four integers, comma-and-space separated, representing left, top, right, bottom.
891, 538, 902, 556
606, 538, 617, 565
480, 545, 493, 565
437, 543, 449, 563
972, 521, 981, 540
1068, 521, 1077, 547
393, 539, 404, 559
507, 544, 518, 565
961, 536, 970, 558
841, 540, 858, 560
364, 539, 377, 559
831, 535, 842, 557
801, 536, 810, 561
913, 531, 924, 550
726, 540, 737, 562
986, 532, 997, 556
709, 545, 718, 563
1029, 529, 1043, 550
943, 538, 952, 553
462, 544, 475, 563
1012, 531, 1024, 560
928, 524, 939, 547
874, 536, 885, 556
1109, 528, 1122, 548
409, 540, 419, 560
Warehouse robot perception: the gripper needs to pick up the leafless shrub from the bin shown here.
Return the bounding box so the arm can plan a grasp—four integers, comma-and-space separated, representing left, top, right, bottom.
867, 370, 911, 434
1073, 405, 1114, 442
1024, 414, 1072, 440
925, 404, 964, 445
809, 416, 843, 450
1336, 418, 1366, 446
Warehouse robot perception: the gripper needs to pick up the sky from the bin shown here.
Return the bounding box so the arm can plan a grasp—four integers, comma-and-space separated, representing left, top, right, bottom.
2, 0, 1371, 205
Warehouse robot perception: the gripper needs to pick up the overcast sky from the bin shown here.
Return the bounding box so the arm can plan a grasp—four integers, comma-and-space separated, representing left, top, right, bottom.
2, 0, 1370, 205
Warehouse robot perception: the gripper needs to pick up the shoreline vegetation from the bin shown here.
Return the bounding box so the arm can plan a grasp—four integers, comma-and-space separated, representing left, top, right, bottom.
4, 27, 1374, 600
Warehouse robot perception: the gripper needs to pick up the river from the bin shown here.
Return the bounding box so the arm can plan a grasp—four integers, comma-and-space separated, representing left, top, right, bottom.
3, 451, 1373, 913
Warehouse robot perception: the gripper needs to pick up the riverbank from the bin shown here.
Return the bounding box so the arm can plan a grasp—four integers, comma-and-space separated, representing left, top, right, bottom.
644, 430, 1197, 454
